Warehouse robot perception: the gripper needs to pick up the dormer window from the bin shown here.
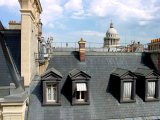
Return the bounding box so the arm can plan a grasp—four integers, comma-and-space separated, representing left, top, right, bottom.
41, 67, 62, 105
134, 68, 160, 101
69, 69, 91, 105
111, 68, 136, 103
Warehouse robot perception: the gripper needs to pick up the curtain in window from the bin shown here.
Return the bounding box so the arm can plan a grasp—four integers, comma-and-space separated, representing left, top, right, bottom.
123, 82, 132, 99
148, 81, 155, 98
76, 83, 87, 91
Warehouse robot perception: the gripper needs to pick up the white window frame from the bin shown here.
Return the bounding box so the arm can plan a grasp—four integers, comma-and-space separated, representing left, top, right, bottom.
46, 84, 57, 102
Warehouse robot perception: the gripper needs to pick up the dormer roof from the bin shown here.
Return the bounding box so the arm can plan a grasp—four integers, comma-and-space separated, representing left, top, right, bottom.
69, 69, 91, 80
111, 68, 136, 79
41, 67, 62, 80
134, 68, 160, 78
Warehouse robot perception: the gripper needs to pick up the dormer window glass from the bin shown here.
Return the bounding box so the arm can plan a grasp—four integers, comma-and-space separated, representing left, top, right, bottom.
69, 69, 91, 105
147, 81, 156, 99
76, 83, 87, 102
123, 82, 132, 100
47, 84, 57, 102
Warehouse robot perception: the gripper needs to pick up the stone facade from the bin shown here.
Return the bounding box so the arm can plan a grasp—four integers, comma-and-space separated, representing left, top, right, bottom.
148, 38, 160, 52
0, 101, 26, 120
19, 0, 42, 86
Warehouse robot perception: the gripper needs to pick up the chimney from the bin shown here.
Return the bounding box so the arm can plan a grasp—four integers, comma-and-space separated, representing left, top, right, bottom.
9, 20, 21, 29
78, 38, 86, 62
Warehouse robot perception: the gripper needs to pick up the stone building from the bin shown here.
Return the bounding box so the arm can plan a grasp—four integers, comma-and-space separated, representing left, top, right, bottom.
148, 38, 160, 52
2, 0, 160, 120
104, 22, 120, 50
125, 41, 144, 52
0, 0, 50, 120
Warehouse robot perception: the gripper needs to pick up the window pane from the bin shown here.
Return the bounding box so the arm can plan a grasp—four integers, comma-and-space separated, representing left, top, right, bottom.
81, 91, 85, 99
47, 87, 52, 100
123, 82, 132, 99
47, 84, 57, 101
53, 87, 57, 100
148, 81, 155, 98
76, 91, 80, 99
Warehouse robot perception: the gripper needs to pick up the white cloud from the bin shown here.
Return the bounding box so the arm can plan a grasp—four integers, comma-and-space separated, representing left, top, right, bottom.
40, 0, 63, 25
81, 30, 104, 37
0, 0, 18, 7
89, 0, 156, 22
64, 0, 83, 12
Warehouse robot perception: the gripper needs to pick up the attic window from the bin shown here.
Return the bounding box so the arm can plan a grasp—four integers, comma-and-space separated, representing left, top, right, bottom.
46, 83, 57, 102
111, 68, 136, 103
41, 67, 62, 106
69, 69, 91, 105
76, 83, 87, 102
123, 82, 132, 100
135, 68, 160, 102
146, 80, 159, 101
147, 81, 156, 99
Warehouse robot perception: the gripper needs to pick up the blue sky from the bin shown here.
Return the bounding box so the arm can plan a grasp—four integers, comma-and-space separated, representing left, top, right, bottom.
0, 0, 160, 45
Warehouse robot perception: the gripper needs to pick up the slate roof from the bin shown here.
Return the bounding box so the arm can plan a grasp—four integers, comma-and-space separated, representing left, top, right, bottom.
28, 51, 160, 120
0, 34, 13, 86
0, 30, 21, 72
0, 31, 27, 101
134, 68, 159, 77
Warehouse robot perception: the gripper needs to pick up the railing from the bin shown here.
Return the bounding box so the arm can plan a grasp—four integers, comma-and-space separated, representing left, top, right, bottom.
34, 53, 50, 63
51, 42, 149, 52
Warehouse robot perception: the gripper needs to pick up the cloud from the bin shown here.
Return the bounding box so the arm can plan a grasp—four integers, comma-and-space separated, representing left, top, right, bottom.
0, 0, 18, 7
64, 0, 83, 12
40, 0, 63, 25
89, 0, 157, 22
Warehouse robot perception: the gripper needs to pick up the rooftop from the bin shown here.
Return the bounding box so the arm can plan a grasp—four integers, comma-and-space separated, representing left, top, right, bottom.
28, 51, 160, 120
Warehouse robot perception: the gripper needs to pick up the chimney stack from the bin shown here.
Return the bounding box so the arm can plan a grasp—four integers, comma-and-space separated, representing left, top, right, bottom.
78, 38, 86, 62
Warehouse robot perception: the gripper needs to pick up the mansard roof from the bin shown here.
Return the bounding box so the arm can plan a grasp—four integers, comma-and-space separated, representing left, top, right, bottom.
0, 29, 25, 101
28, 52, 160, 120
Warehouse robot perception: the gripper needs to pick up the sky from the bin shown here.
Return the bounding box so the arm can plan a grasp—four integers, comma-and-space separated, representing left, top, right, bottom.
0, 0, 160, 46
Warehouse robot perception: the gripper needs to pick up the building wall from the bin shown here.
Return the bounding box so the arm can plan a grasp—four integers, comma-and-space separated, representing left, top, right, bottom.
19, 0, 42, 86
0, 102, 26, 120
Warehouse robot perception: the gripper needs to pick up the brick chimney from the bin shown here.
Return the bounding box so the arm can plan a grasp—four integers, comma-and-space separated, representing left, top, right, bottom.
78, 38, 86, 62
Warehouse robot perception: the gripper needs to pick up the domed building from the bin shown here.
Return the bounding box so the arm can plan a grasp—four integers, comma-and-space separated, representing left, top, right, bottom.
104, 22, 120, 48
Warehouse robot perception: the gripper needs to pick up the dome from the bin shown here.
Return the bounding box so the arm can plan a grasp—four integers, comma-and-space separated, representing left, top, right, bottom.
106, 22, 119, 39
106, 22, 118, 34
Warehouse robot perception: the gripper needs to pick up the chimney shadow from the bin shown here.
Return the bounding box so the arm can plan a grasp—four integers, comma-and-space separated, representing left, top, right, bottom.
71, 51, 79, 61
141, 52, 157, 70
